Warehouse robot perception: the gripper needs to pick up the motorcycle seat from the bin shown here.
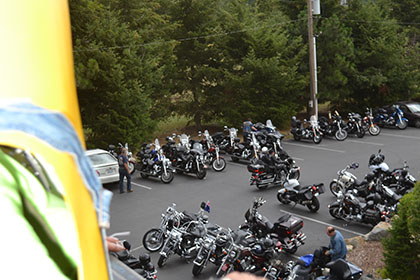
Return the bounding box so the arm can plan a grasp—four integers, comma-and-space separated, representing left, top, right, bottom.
326, 259, 352, 280
191, 148, 203, 155
212, 132, 224, 139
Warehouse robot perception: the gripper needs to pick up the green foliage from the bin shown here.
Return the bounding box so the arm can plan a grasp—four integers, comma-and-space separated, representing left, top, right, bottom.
382, 182, 420, 280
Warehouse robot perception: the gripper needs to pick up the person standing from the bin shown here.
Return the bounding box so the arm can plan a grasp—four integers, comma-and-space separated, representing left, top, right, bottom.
325, 226, 347, 261
242, 118, 256, 142
118, 148, 133, 193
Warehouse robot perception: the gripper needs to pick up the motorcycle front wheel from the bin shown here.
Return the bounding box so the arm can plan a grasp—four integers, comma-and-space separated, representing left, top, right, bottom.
313, 134, 322, 144
161, 170, 174, 184
329, 181, 341, 197
212, 158, 226, 172
398, 120, 408, 130
158, 255, 168, 267
192, 264, 204, 276
142, 228, 164, 252
335, 130, 347, 141
329, 205, 341, 219
289, 169, 300, 180
196, 168, 206, 179
356, 129, 365, 138
369, 125, 380, 136
307, 197, 320, 213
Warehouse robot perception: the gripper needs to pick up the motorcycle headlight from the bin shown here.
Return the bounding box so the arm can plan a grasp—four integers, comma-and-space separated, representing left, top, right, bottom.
229, 250, 237, 258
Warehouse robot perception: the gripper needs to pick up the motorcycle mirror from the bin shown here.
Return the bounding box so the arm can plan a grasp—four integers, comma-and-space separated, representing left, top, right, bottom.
378, 149, 381, 153
352, 162, 359, 169
109, 144, 115, 150
224, 125, 228, 129
123, 241, 131, 250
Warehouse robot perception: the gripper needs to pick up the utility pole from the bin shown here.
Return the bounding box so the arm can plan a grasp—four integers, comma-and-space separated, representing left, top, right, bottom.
307, 0, 319, 119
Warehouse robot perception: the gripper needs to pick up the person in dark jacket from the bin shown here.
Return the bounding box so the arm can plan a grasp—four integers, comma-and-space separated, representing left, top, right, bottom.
325, 226, 347, 261
118, 148, 133, 193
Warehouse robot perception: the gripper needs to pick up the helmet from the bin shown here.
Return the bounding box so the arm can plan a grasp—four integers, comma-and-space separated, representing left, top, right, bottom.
138, 253, 151, 266
263, 238, 274, 249
262, 147, 268, 154
365, 172, 375, 181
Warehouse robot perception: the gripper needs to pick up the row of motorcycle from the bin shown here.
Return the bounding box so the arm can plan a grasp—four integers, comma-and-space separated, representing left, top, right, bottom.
290, 105, 409, 144
327, 149, 417, 226
140, 198, 363, 280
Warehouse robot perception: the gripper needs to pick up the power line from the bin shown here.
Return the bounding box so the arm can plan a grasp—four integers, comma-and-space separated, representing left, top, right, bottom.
339, 18, 420, 26
73, 18, 304, 53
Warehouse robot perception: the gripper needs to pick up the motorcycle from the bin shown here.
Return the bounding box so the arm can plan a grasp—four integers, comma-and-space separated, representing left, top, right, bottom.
329, 162, 363, 197
385, 161, 417, 195
135, 139, 175, 184
247, 158, 300, 190
346, 112, 365, 138
158, 202, 210, 267
374, 105, 408, 129
218, 126, 239, 154
240, 198, 307, 254
328, 190, 391, 226
277, 178, 325, 213
191, 226, 229, 276
318, 111, 348, 141
231, 132, 260, 162
361, 108, 381, 136
164, 134, 207, 179
109, 142, 136, 174
285, 247, 363, 280
290, 115, 322, 144
263, 259, 291, 280
199, 130, 227, 172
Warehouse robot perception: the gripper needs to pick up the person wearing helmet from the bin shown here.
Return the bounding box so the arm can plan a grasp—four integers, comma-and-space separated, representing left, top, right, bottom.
260, 147, 285, 176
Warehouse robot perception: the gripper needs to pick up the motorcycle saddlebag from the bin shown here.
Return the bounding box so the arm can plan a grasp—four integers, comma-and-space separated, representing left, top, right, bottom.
247, 163, 264, 173
274, 214, 303, 236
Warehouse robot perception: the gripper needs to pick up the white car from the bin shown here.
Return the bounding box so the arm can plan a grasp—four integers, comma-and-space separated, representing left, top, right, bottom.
86, 149, 120, 184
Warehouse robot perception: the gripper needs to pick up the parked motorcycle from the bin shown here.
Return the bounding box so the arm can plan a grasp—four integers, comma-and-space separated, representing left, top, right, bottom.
240, 198, 307, 254
277, 178, 325, 212
329, 162, 363, 197
318, 111, 348, 141
231, 132, 260, 162
290, 115, 322, 144
374, 105, 408, 129
135, 139, 174, 184
328, 190, 391, 226
158, 202, 210, 267
247, 158, 300, 190
199, 130, 227, 172
362, 108, 381, 136
346, 112, 365, 138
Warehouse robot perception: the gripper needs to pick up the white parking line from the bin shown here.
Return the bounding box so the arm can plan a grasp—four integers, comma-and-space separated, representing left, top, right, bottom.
279, 209, 364, 236
283, 142, 346, 153
131, 245, 144, 252
130, 181, 152, 190
381, 133, 420, 141
228, 162, 247, 168
347, 140, 384, 146
292, 157, 304, 161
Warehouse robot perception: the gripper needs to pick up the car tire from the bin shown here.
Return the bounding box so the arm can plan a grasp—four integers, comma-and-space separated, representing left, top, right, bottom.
415, 119, 420, 128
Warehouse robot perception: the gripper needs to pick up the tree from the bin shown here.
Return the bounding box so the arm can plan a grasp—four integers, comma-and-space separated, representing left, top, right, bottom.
382, 182, 420, 280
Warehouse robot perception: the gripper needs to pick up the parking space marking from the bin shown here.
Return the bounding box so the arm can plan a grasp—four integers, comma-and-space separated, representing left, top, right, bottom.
347, 140, 384, 146
292, 157, 304, 161
130, 181, 152, 190
228, 162, 248, 168
131, 245, 144, 252
381, 133, 420, 141
279, 210, 364, 236
283, 142, 346, 153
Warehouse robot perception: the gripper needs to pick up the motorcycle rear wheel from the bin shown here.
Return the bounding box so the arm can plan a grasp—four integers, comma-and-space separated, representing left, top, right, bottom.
161, 171, 174, 184
142, 228, 164, 252
369, 125, 380, 136
307, 197, 320, 213
158, 255, 168, 267
192, 264, 204, 276
212, 158, 226, 172
356, 129, 365, 138
276, 192, 291, 204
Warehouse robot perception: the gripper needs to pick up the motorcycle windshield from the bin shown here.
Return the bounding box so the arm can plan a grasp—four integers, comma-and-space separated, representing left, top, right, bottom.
229, 128, 238, 138
179, 134, 189, 146
154, 138, 161, 150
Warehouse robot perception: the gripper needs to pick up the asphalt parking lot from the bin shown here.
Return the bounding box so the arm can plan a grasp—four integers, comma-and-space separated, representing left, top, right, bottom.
107, 127, 420, 280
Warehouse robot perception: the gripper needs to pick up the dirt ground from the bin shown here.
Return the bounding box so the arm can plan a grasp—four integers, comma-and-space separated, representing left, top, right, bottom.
347, 240, 385, 279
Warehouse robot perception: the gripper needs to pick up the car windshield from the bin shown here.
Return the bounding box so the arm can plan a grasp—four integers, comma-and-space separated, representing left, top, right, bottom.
406, 103, 420, 113
88, 153, 117, 165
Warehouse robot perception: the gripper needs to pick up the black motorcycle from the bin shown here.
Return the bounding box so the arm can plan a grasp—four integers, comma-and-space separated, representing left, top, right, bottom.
290, 116, 322, 144
346, 112, 365, 138
135, 139, 175, 184
231, 132, 260, 162
199, 130, 227, 172
240, 198, 306, 254
362, 107, 381, 136
318, 111, 348, 141
328, 190, 392, 226
247, 158, 300, 190
277, 178, 324, 212
163, 134, 207, 179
